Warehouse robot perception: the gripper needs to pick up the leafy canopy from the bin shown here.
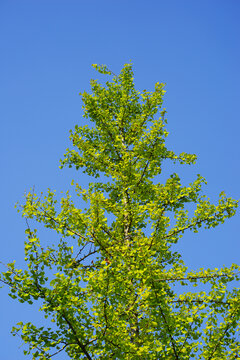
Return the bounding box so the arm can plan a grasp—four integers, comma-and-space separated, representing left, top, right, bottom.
1, 63, 239, 359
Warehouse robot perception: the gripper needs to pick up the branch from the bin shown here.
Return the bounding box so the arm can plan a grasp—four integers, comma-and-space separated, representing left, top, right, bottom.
47, 343, 69, 358
33, 279, 93, 360
165, 209, 230, 241
102, 267, 110, 338
151, 280, 180, 360
179, 308, 200, 354
89, 230, 112, 257
153, 271, 239, 283
207, 303, 240, 360
133, 160, 149, 191
38, 206, 91, 243
170, 299, 231, 306
61, 310, 93, 360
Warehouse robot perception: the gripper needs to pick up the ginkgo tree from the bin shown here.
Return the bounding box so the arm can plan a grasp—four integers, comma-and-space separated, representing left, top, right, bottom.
1, 63, 239, 359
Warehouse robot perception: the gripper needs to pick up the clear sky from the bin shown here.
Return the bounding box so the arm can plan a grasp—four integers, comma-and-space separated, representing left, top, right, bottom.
1, 1, 239, 358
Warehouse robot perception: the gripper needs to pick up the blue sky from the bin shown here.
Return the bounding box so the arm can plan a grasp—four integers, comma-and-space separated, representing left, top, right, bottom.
1, 1, 239, 358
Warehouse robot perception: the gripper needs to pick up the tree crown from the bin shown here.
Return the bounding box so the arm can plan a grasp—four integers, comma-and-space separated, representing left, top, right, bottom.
1, 63, 239, 360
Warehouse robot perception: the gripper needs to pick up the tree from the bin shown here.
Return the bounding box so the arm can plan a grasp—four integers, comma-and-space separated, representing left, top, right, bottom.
1, 63, 239, 359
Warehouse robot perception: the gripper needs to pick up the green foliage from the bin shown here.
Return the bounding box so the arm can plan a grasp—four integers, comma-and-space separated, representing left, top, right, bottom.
1, 64, 239, 359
